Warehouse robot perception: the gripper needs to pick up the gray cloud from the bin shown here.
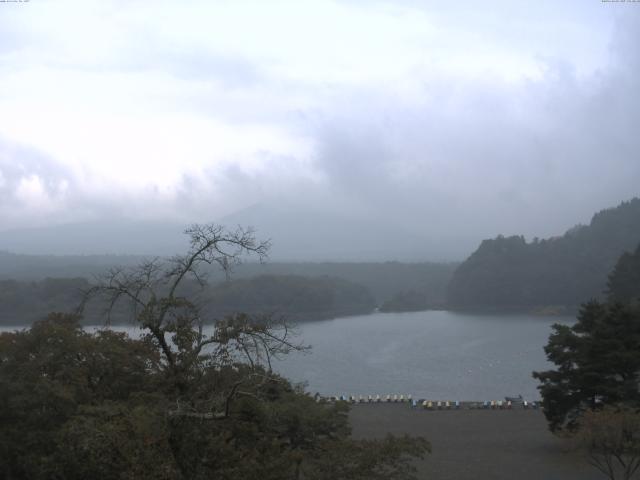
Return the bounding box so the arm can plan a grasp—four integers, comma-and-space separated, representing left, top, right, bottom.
0, 2, 638, 261
296, 12, 640, 251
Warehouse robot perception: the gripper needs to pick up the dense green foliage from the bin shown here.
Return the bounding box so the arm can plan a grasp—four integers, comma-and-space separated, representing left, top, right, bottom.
448, 198, 640, 310
533, 301, 640, 432
534, 249, 640, 477
0, 224, 429, 479
0, 315, 429, 479
205, 274, 375, 321
607, 243, 640, 307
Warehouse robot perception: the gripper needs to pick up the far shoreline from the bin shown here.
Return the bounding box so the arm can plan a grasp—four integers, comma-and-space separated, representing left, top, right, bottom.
380, 304, 578, 316
0, 305, 578, 330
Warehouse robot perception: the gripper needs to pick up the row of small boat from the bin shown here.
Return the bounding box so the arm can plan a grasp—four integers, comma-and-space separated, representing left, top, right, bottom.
319, 395, 540, 409
325, 394, 413, 403
417, 399, 539, 410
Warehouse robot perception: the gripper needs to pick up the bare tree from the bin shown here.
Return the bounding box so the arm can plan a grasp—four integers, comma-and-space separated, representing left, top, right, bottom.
79, 223, 306, 416
578, 406, 640, 480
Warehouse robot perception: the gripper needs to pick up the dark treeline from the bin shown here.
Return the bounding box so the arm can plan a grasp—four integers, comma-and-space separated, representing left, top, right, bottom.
0, 254, 456, 305
3, 198, 638, 320
0, 277, 89, 326
607, 242, 640, 307
0, 275, 376, 326
203, 275, 375, 322
379, 290, 435, 313
0, 257, 456, 324
218, 262, 457, 306
447, 198, 640, 311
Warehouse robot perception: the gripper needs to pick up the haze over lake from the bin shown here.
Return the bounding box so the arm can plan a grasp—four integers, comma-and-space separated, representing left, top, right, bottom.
0, 310, 572, 401
273, 311, 572, 401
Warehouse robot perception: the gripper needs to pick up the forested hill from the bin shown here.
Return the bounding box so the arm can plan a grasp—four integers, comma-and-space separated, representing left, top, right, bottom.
0, 254, 456, 306
0, 275, 376, 326
203, 275, 376, 322
447, 198, 640, 310
607, 242, 640, 306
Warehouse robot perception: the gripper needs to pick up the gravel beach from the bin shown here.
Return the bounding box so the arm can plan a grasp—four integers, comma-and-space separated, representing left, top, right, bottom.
349, 403, 603, 480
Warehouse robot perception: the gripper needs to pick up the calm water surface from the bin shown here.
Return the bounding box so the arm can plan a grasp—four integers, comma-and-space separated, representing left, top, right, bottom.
273, 311, 572, 401
2, 310, 572, 401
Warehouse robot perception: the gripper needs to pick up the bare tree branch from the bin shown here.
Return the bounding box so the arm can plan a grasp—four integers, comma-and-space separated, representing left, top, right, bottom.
78, 223, 301, 410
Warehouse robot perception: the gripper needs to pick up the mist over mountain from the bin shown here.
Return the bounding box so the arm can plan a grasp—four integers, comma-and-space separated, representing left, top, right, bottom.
0, 219, 190, 256
218, 203, 471, 261
1, 2, 639, 266
0, 202, 472, 261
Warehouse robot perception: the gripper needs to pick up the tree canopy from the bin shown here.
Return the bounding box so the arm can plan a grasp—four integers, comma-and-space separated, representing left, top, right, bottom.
531, 243, 640, 478
607, 242, 640, 307
533, 301, 640, 432
0, 224, 429, 479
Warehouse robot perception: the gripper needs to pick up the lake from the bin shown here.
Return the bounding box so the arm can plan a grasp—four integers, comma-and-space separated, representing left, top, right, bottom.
272, 310, 572, 401
1, 310, 572, 401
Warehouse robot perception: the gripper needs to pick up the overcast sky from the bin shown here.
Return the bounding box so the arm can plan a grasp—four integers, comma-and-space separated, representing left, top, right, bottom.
0, 1, 639, 259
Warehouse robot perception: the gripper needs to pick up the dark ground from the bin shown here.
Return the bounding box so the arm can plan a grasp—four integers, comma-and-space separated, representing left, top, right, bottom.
349, 404, 603, 480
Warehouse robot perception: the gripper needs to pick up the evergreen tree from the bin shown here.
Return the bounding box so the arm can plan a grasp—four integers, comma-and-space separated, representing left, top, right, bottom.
607, 243, 640, 306
533, 301, 640, 432
448, 198, 640, 309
